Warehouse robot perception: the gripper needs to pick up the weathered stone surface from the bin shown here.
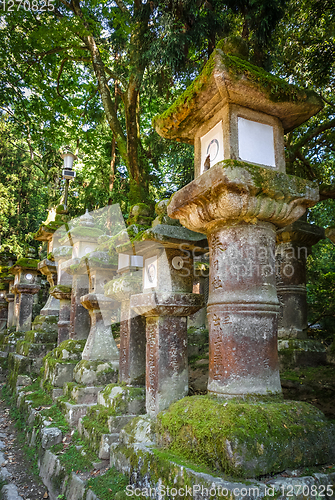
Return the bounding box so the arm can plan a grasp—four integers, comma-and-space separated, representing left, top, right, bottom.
45, 361, 75, 387
97, 385, 145, 415
16, 375, 32, 387
64, 472, 85, 500
111, 440, 335, 500
108, 415, 137, 433
41, 427, 63, 449
39, 450, 65, 500
0, 484, 23, 500
118, 415, 156, 446
73, 359, 118, 386
63, 383, 102, 405
58, 400, 95, 428
80, 293, 119, 363
168, 162, 319, 231
278, 339, 327, 370
156, 396, 335, 478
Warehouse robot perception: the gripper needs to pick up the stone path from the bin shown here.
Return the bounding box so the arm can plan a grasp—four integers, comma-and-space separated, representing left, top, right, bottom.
0, 382, 48, 500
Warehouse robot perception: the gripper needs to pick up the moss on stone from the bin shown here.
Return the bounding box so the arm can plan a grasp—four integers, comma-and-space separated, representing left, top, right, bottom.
50, 285, 72, 295
156, 395, 335, 477
10, 258, 39, 271
219, 159, 317, 197
69, 226, 104, 239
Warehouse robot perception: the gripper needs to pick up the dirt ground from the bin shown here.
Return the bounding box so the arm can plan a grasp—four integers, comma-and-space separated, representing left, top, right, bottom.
0, 378, 47, 499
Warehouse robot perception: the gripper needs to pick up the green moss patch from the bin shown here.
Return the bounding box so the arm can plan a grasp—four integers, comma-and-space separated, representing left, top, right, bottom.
86, 467, 129, 500
156, 396, 335, 477
10, 258, 39, 271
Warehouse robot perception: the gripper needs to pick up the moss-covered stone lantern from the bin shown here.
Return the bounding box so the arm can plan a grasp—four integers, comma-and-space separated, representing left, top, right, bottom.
10, 248, 41, 332
120, 200, 207, 416
156, 43, 322, 398
61, 210, 103, 341
34, 205, 70, 320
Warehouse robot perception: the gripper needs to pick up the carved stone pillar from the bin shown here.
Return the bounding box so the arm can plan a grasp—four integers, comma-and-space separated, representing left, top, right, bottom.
5, 291, 14, 329
105, 272, 145, 385
168, 163, 319, 397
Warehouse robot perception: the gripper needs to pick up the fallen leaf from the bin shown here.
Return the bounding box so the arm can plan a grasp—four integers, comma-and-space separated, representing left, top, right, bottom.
43, 492, 48, 498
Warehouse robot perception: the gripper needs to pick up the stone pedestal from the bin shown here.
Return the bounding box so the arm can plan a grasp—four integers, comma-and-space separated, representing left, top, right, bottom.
59, 210, 104, 342
50, 285, 72, 345
38, 259, 59, 317
14, 284, 41, 332
79, 251, 119, 363
132, 292, 203, 415
66, 263, 90, 341
276, 220, 325, 339
80, 293, 119, 363
5, 293, 14, 329
168, 163, 319, 397
0, 296, 8, 332
105, 272, 146, 385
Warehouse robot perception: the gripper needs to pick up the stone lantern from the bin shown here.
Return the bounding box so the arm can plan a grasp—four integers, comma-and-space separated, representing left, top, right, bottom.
34, 205, 69, 319
79, 251, 119, 363
60, 210, 103, 341
123, 200, 207, 416
156, 43, 322, 397
10, 249, 41, 332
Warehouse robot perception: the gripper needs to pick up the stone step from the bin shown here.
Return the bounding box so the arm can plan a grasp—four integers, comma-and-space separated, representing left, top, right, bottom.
43, 360, 77, 387
16, 341, 56, 358
108, 415, 137, 433
78, 417, 121, 460
24, 329, 58, 344
97, 384, 145, 415
57, 400, 96, 428
63, 383, 103, 405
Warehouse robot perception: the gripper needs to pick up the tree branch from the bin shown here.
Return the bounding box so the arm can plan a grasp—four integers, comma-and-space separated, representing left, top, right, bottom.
114, 0, 129, 13
57, 59, 67, 97
291, 119, 335, 152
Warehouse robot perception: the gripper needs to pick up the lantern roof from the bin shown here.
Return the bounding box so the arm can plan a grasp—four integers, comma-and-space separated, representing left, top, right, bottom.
153, 48, 323, 143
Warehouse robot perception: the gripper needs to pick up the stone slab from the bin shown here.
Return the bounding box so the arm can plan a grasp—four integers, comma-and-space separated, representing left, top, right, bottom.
111, 441, 335, 500
0, 484, 23, 500
41, 427, 63, 449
